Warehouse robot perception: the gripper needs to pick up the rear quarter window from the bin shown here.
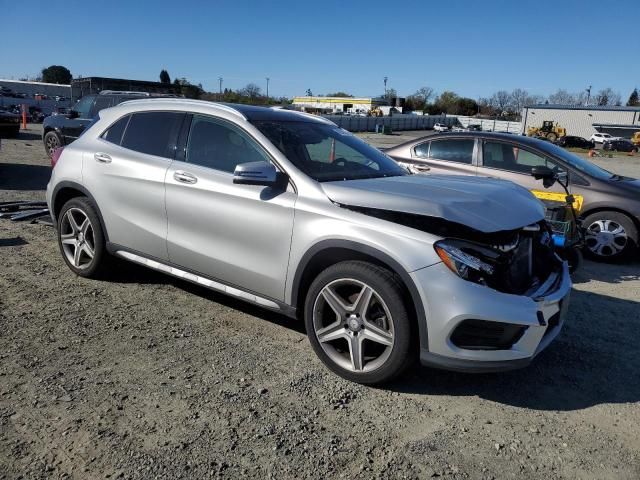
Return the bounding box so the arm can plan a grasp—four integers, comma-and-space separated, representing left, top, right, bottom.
101, 115, 131, 145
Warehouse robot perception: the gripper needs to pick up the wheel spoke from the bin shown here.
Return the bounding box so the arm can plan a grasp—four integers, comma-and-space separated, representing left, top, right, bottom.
347, 335, 364, 371
60, 233, 76, 246
362, 320, 393, 346
66, 211, 82, 234
73, 244, 83, 267
353, 285, 374, 317
316, 320, 347, 344
82, 243, 95, 259
80, 217, 91, 235
320, 286, 349, 318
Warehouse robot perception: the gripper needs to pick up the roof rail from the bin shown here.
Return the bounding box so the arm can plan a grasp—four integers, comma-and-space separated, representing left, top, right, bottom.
99, 90, 151, 96
117, 98, 247, 121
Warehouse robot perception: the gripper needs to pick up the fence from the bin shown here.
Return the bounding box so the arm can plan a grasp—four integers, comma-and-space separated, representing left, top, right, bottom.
322, 114, 455, 132
454, 115, 522, 134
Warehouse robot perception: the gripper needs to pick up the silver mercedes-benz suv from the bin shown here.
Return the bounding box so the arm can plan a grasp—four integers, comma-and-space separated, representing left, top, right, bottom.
46, 99, 571, 384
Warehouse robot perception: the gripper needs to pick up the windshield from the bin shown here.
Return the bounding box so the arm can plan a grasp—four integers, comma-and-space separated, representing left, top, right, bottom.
543, 142, 614, 180
252, 120, 407, 182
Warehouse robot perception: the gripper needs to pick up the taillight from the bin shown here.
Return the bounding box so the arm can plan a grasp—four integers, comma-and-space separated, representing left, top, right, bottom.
51, 147, 64, 168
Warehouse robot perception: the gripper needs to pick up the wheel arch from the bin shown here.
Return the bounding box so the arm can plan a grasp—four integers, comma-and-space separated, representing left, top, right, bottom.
51, 181, 109, 242
291, 240, 428, 351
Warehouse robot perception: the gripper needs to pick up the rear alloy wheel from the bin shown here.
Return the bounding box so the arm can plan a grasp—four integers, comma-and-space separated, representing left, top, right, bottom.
305, 261, 413, 384
57, 197, 108, 277
583, 211, 638, 261
44, 131, 61, 158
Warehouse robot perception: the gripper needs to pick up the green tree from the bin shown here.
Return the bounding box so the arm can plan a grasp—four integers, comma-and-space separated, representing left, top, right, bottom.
325, 91, 353, 98
159, 69, 171, 84
41, 65, 72, 84
626, 88, 639, 106
305, 88, 313, 96
173, 77, 203, 99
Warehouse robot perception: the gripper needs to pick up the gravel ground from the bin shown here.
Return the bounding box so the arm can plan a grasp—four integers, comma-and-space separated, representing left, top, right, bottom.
1, 125, 639, 479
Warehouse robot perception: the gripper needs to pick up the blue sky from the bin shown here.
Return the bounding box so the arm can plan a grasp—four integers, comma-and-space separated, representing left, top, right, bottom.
2, 0, 638, 100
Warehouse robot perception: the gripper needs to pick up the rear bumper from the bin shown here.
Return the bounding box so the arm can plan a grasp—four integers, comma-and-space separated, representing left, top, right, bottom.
411, 261, 571, 373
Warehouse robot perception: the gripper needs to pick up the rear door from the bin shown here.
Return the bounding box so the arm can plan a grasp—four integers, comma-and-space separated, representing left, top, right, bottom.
84, 110, 185, 260
407, 138, 477, 175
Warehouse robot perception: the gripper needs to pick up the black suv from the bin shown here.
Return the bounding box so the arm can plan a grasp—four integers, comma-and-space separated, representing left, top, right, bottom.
42, 91, 158, 157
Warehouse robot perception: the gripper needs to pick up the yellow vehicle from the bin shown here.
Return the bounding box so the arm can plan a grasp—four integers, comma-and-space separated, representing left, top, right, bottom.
526, 120, 567, 142
631, 131, 640, 146
368, 107, 383, 117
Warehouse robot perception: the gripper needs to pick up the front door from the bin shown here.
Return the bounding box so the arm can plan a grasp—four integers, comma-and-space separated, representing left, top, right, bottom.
165, 114, 296, 301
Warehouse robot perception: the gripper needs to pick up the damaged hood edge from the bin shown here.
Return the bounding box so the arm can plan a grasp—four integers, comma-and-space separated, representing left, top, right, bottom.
321, 174, 545, 233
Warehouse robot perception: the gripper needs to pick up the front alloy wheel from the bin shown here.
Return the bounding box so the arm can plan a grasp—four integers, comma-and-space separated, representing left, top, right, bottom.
305, 261, 413, 384
60, 208, 96, 270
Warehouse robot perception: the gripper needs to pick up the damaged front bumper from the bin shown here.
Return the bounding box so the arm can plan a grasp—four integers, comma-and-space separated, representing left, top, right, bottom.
412, 260, 571, 373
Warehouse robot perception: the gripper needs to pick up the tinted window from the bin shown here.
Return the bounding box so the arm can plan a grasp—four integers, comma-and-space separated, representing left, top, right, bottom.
121, 112, 184, 158
186, 115, 269, 173
72, 96, 95, 118
101, 115, 130, 145
428, 139, 474, 164
483, 141, 564, 174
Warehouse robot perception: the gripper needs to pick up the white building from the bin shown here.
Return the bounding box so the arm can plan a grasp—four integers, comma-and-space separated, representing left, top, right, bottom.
521, 104, 640, 139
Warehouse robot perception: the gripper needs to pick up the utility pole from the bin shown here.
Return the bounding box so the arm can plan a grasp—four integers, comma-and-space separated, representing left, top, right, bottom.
585, 85, 592, 106
218, 77, 223, 95
266, 77, 270, 99
384, 76, 388, 98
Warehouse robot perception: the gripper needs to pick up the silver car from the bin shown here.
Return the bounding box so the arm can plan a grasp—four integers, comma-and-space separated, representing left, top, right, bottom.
46, 100, 571, 385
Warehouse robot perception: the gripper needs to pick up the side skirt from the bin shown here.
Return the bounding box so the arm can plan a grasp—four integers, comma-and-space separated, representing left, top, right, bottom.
107, 243, 297, 318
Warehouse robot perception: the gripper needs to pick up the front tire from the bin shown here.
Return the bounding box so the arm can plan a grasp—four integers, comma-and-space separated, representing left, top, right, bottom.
304, 261, 413, 385
583, 211, 638, 261
57, 197, 108, 278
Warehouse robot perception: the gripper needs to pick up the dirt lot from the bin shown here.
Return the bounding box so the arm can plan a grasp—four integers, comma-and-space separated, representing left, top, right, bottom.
1, 125, 639, 479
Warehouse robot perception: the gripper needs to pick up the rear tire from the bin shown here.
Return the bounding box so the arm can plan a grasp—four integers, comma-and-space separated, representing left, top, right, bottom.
582, 211, 638, 261
57, 197, 109, 278
44, 131, 62, 158
304, 261, 414, 385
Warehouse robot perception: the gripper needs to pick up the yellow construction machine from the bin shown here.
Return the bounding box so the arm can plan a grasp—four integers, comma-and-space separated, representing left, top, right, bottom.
527, 120, 567, 142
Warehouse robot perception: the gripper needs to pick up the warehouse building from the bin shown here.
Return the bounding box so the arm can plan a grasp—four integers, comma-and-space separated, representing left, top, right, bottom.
521, 104, 640, 139
292, 96, 400, 115
0, 79, 72, 112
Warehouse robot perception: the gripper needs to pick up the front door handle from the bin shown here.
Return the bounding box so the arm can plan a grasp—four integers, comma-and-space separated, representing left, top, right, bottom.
174, 170, 197, 184
413, 164, 430, 172
94, 152, 112, 163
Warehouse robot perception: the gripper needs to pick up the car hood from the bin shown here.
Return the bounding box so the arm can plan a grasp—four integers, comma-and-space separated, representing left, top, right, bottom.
322, 174, 545, 233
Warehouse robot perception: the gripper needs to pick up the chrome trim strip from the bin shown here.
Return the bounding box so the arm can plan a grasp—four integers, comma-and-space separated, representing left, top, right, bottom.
115, 250, 280, 309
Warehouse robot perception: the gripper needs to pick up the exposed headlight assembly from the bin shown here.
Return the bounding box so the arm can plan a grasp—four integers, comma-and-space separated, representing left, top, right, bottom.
434, 240, 495, 283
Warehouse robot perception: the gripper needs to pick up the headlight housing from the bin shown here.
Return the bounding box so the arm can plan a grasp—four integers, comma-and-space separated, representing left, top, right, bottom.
434, 240, 495, 284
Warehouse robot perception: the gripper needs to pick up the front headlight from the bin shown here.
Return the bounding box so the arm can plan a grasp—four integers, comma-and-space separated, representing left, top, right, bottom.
434, 240, 494, 283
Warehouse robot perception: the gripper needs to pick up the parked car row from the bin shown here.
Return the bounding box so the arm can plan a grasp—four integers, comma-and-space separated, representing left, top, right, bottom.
0, 87, 68, 101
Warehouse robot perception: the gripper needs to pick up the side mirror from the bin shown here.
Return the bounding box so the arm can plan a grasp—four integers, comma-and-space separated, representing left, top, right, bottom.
233, 161, 280, 187
531, 166, 556, 188
68, 109, 79, 119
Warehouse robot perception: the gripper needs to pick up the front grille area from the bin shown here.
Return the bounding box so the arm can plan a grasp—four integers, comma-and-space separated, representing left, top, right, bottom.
451, 319, 527, 350
543, 310, 561, 338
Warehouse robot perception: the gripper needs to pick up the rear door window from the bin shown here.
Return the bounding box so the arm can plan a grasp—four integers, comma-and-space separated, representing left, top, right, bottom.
120, 111, 185, 158
427, 139, 474, 164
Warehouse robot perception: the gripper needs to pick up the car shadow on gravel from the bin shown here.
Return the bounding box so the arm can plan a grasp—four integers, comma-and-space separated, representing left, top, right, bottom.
0, 163, 51, 191
390, 289, 640, 412
103, 260, 306, 334
571, 258, 640, 284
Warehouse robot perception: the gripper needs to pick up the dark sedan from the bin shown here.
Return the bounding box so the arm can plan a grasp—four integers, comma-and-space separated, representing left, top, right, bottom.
555, 135, 595, 149
0, 107, 20, 137
386, 132, 640, 261
603, 139, 638, 153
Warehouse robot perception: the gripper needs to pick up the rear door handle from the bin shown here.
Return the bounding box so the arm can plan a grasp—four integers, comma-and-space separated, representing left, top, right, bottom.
413, 164, 430, 172
174, 170, 197, 184
94, 152, 112, 163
